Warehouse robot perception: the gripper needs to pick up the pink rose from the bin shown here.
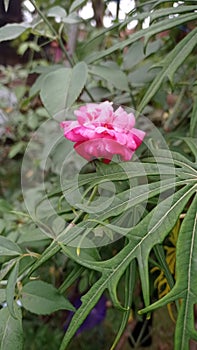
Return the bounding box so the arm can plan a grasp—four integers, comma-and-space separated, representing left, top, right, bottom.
60, 101, 145, 162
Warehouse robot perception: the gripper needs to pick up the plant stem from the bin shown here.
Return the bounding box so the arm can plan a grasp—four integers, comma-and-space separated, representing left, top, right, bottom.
29, 0, 73, 66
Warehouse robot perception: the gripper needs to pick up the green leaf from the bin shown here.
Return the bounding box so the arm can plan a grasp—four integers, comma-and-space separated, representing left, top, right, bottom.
17, 41, 40, 55
181, 137, 197, 164
27, 241, 60, 276
0, 236, 22, 257
83, 6, 196, 56
58, 265, 85, 294
6, 261, 19, 318
75, 178, 179, 221
59, 184, 195, 348
65, 245, 101, 262
62, 161, 177, 198
59, 275, 106, 350
0, 305, 23, 350
128, 62, 159, 87
190, 92, 197, 138
52, 217, 65, 235
29, 65, 61, 97
21, 280, 75, 315
84, 13, 197, 64
81, 22, 120, 54
123, 39, 162, 70
0, 23, 30, 42
89, 64, 130, 92
8, 142, 25, 159
140, 194, 197, 350
17, 226, 49, 245
62, 13, 82, 24
0, 289, 6, 303
40, 62, 88, 116
138, 28, 197, 112
143, 147, 196, 170
0, 219, 5, 234
153, 244, 175, 292
110, 261, 136, 350
153, 244, 179, 311
0, 199, 12, 213
148, 5, 197, 23
47, 6, 67, 18
0, 259, 17, 281
40, 67, 70, 116
69, 0, 86, 13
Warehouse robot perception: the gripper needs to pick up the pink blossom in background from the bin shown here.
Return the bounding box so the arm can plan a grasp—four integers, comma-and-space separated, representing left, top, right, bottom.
60, 101, 145, 162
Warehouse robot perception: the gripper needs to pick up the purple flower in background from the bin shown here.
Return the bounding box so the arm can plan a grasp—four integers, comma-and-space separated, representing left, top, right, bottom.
64, 295, 107, 335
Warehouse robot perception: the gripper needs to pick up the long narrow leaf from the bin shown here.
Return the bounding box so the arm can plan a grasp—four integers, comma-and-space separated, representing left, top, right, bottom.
85, 13, 197, 63
138, 28, 197, 112
140, 193, 197, 350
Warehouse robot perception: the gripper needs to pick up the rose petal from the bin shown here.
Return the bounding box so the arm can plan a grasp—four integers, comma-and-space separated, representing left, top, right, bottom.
61, 102, 146, 162
74, 138, 134, 162
114, 107, 135, 130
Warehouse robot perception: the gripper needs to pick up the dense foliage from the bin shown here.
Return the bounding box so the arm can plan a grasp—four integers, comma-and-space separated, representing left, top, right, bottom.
0, 0, 197, 349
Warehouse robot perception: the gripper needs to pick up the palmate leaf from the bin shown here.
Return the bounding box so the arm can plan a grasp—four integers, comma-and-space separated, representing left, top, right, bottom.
48, 143, 196, 201
58, 180, 186, 245
58, 183, 196, 349
141, 193, 197, 350
57, 148, 196, 229
142, 146, 197, 173
61, 161, 178, 201
57, 176, 181, 248
25, 150, 196, 349
61, 143, 197, 200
